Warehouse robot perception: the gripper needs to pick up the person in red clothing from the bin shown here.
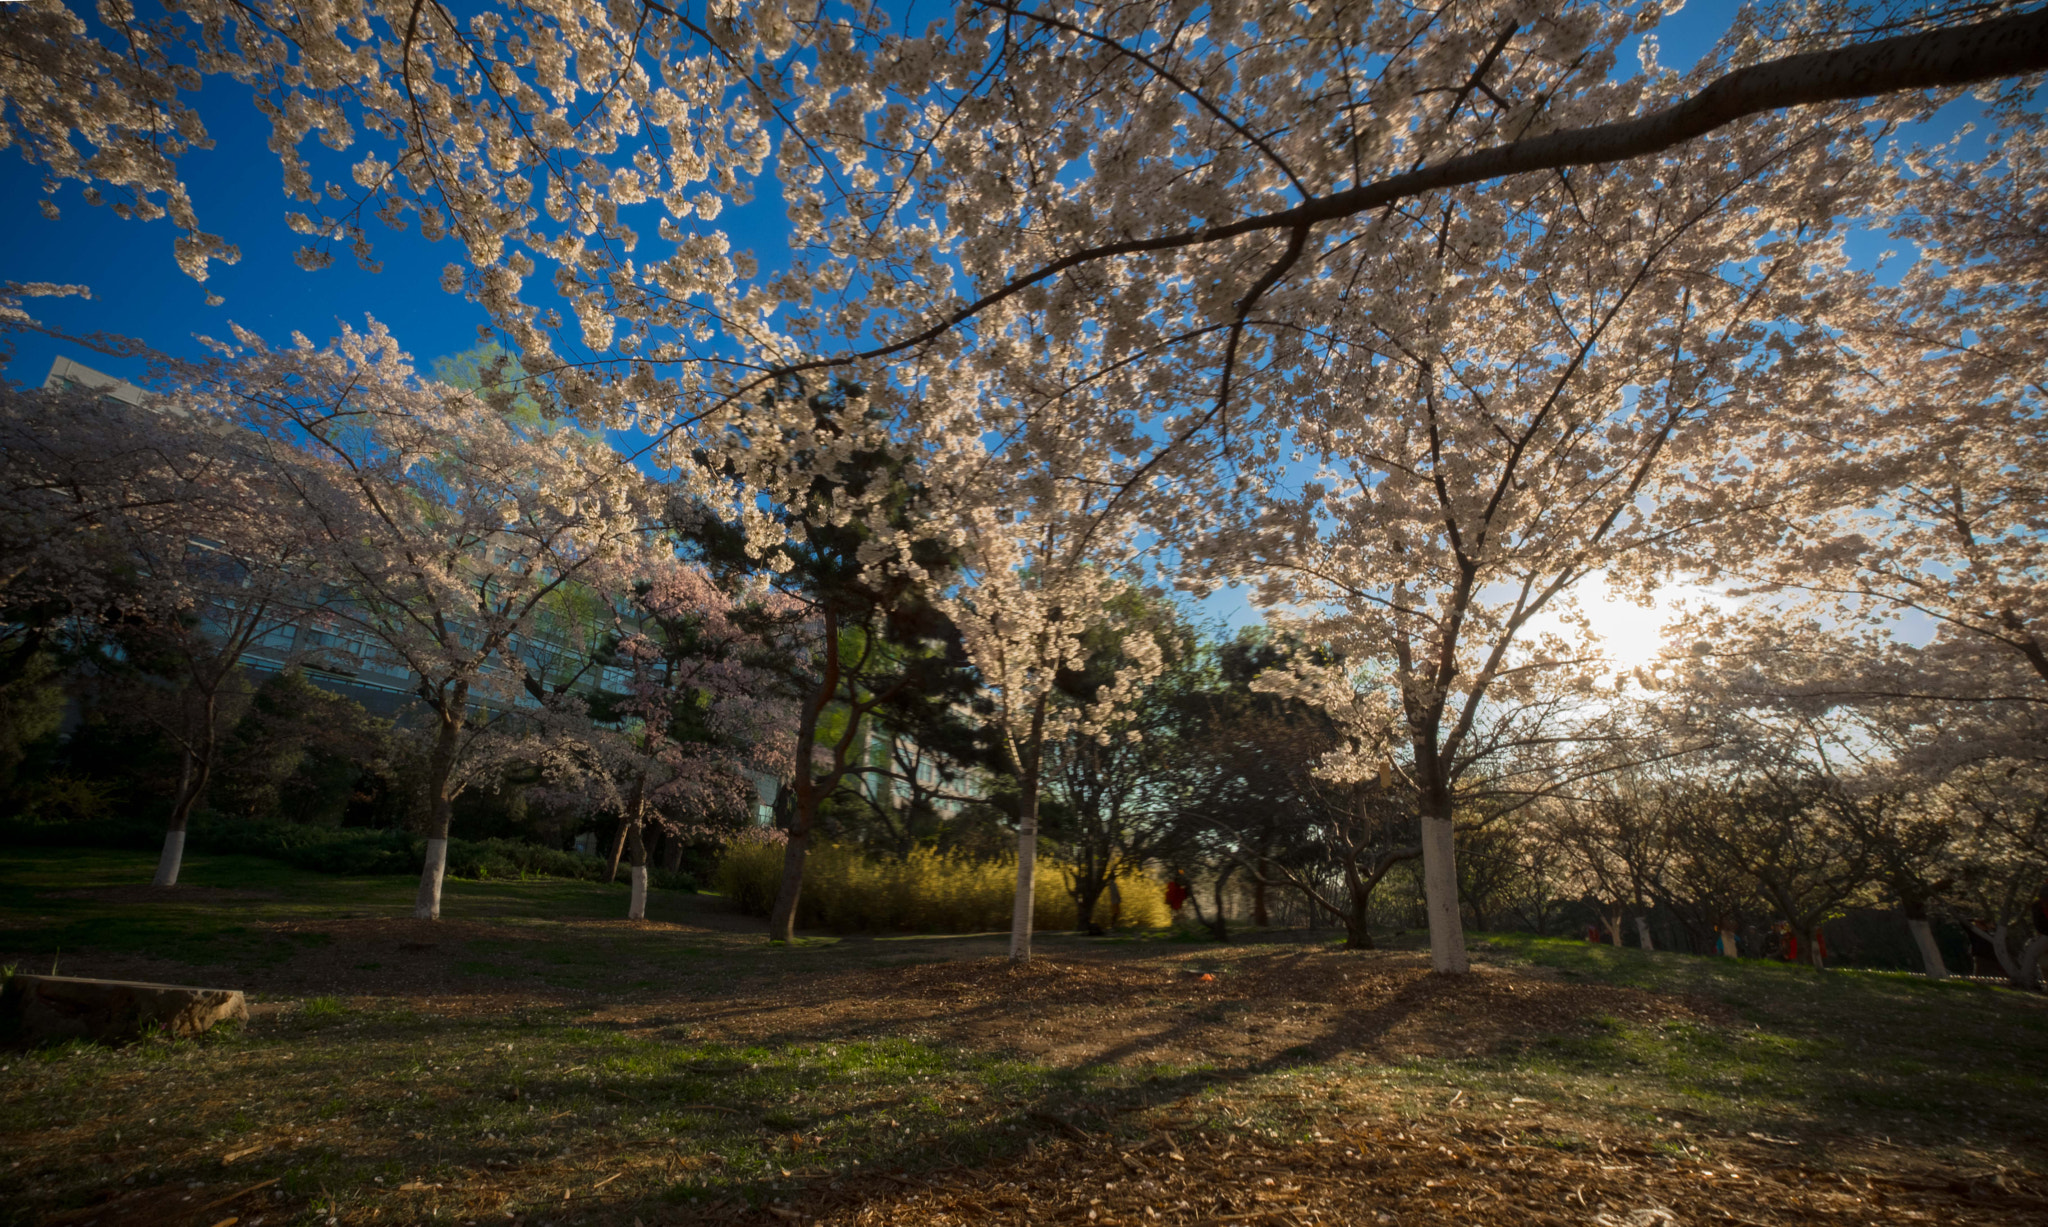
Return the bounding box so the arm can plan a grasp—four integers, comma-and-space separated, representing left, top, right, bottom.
1165, 878, 1189, 913
1774, 921, 1798, 962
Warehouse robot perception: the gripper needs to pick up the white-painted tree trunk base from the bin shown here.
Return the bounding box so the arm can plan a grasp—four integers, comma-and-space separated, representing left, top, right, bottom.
1907, 917, 1949, 979
1634, 916, 1655, 951
1718, 930, 1739, 958
1420, 815, 1467, 974
152, 830, 186, 888
1970, 922, 2021, 982
2019, 934, 2047, 989
628, 865, 648, 920
1010, 823, 1037, 962
415, 838, 448, 921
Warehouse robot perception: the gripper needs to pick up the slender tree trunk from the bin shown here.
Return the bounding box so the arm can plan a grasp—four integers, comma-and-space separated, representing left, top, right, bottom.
1207, 867, 1234, 942
155, 757, 207, 888
154, 690, 222, 887
624, 774, 649, 921
1009, 757, 1042, 960
1108, 875, 1122, 930
1252, 876, 1270, 927
1904, 905, 1949, 979
769, 610, 838, 945
1606, 909, 1626, 948
1071, 865, 1107, 933
2019, 935, 2047, 991
1968, 921, 2023, 983
770, 786, 815, 942
414, 700, 464, 921
1634, 915, 1656, 952
1719, 927, 1739, 958
1805, 925, 1828, 971
1008, 696, 1048, 962
1418, 781, 1467, 973
604, 814, 631, 884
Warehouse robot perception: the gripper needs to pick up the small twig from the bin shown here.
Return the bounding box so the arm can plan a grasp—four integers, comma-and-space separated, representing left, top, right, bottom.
194, 1176, 279, 1214
1027, 1111, 1091, 1142
592, 1170, 623, 1190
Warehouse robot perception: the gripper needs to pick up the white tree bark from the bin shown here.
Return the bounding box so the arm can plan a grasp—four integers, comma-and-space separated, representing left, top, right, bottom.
2019, 935, 2047, 991
1718, 928, 1739, 958
1420, 814, 1467, 974
415, 838, 448, 921
152, 830, 186, 888
628, 864, 648, 921
1009, 808, 1038, 962
1967, 921, 2022, 982
1634, 916, 1655, 952
1907, 917, 1949, 980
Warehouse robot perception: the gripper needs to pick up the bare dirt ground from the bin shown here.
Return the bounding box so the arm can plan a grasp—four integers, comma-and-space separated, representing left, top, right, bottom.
583, 949, 1734, 1070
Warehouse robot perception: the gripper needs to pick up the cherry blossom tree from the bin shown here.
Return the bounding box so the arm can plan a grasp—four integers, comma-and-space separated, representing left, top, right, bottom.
179, 321, 661, 919
1226, 77, 1880, 971
941, 488, 1161, 961
1, 2, 2041, 543
0, 358, 332, 884
1713, 94, 2048, 771
592, 558, 795, 919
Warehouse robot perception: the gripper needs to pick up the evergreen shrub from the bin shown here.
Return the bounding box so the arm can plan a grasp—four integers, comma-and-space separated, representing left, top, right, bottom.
0, 816, 698, 890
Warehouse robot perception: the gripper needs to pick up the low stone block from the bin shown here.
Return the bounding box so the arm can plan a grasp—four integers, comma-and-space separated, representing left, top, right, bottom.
0, 974, 248, 1045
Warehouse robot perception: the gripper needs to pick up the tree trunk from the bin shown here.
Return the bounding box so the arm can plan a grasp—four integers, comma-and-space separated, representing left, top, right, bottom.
1009, 758, 1042, 960
1805, 925, 1828, 971
1634, 915, 1655, 952
1071, 866, 1106, 934
1344, 892, 1373, 949
624, 776, 649, 921
1107, 875, 1122, 930
1906, 916, 1949, 980
1252, 876, 1269, 927
414, 702, 463, 921
604, 814, 631, 884
769, 608, 838, 945
1207, 869, 1233, 942
1718, 927, 1739, 958
154, 700, 218, 887
152, 829, 187, 889
1968, 921, 2023, 983
1606, 909, 1626, 948
154, 759, 206, 888
2019, 935, 2047, 991
768, 828, 811, 943
1418, 792, 1467, 974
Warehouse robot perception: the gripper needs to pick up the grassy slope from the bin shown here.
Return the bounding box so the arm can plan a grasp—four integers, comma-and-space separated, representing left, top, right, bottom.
1, 851, 2044, 1226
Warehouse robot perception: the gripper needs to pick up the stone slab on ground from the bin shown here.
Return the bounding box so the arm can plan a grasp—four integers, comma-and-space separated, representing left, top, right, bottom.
0, 974, 248, 1044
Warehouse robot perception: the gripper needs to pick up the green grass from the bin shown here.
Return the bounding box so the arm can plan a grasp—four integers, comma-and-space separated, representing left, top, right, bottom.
1472, 932, 2048, 1147
2, 853, 2045, 1225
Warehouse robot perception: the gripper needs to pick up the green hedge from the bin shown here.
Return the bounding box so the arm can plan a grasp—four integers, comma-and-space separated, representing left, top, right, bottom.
0, 816, 697, 891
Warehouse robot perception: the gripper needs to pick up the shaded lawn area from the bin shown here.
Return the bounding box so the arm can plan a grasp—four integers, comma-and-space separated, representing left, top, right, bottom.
0, 849, 2044, 1227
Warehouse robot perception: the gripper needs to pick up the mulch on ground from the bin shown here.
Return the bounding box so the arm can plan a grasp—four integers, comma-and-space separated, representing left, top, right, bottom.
776, 1125, 2048, 1227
